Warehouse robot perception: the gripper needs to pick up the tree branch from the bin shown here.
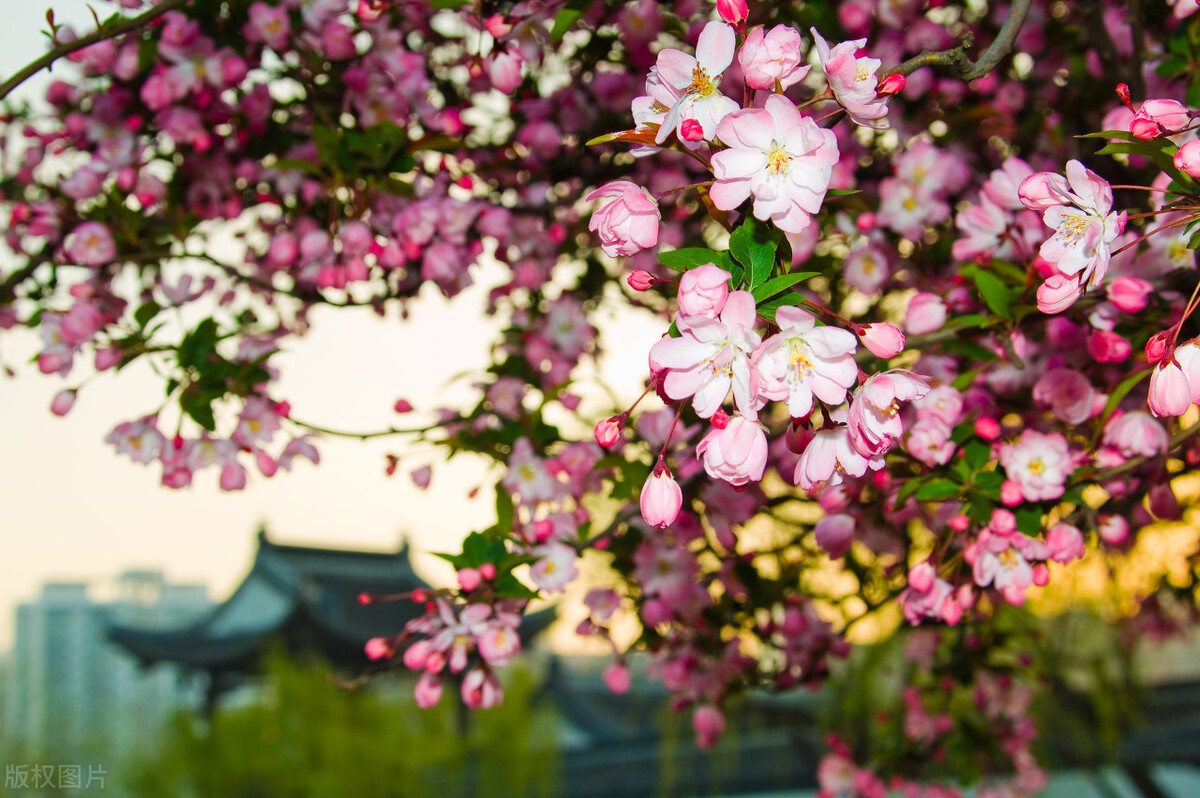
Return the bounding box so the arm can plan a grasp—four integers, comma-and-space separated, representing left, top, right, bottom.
0, 0, 191, 103
890, 0, 1032, 82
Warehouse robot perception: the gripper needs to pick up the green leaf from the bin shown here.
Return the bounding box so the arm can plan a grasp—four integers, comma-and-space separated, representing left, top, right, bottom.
915, 480, 961, 501
430, 550, 465, 569
895, 477, 924, 506
1015, 506, 1043, 535
429, 0, 471, 7
178, 318, 219, 369
825, 188, 861, 197
973, 270, 1014, 319
462, 531, 490, 568
180, 386, 217, 431
495, 487, 515, 536
493, 573, 538, 600
973, 470, 1004, 500
751, 271, 819, 303
1094, 140, 1185, 183
1096, 368, 1151, 430
134, 301, 159, 329
951, 368, 981, 392
728, 217, 777, 290
658, 247, 725, 271
964, 439, 991, 470
549, 0, 590, 42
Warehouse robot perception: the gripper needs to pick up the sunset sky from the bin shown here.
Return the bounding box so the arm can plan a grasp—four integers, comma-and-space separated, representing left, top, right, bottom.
0, 1, 663, 649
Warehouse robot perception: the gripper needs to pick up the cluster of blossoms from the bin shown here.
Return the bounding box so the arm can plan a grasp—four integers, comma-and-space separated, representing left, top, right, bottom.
9, 0, 1200, 792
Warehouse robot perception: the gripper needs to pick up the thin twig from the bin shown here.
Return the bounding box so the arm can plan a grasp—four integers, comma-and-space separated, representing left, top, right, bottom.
0, 0, 191, 102
890, 0, 1032, 81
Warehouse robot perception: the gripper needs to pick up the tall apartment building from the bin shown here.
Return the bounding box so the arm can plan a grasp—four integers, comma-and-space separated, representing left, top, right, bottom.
3, 571, 211, 760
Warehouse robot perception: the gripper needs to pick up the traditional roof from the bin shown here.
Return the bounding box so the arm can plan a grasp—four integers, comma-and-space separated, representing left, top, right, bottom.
107, 529, 556, 677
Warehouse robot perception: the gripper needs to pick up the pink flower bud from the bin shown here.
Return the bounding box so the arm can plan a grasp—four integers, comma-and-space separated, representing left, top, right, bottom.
990, 508, 1016, 535
220, 461, 247, 492
51, 389, 76, 416
1036, 273, 1082, 314
1031, 562, 1051, 587
640, 467, 682, 528
1018, 171, 1071, 211
905, 292, 947, 335
1045, 522, 1085, 563
603, 662, 631, 694
1148, 360, 1192, 417
716, 0, 748, 25
364, 637, 393, 661
1145, 331, 1172, 363
594, 415, 624, 446
692, 705, 726, 749
480, 563, 496, 580
677, 263, 732, 317
414, 672, 443, 708
1098, 514, 1129, 545
908, 562, 935, 593
680, 118, 705, 142
457, 567, 481, 592
949, 514, 970, 532
627, 270, 657, 291
814, 513, 855, 558
1175, 138, 1200, 179
877, 72, 906, 96
410, 466, 432, 489
587, 181, 661, 258
974, 417, 1000, 441
1106, 276, 1154, 313
710, 408, 730, 429
858, 322, 905, 358
1000, 479, 1023, 506
1088, 329, 1131, 362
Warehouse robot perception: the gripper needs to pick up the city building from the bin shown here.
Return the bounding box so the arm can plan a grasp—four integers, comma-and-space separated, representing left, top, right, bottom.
3, 571, 211, 761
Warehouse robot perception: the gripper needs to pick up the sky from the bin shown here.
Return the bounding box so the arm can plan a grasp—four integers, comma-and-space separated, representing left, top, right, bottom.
0, 2, 664, 649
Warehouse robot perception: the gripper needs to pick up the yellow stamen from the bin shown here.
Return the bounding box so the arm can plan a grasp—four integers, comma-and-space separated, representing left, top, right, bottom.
854, 62, 870, 82
768, 146, 790, 175
691, 64, 716, 96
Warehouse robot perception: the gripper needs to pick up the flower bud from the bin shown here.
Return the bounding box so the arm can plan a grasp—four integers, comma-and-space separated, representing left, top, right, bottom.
627, 270, 657, 291
1145, 330, 1172, 363
457, 567, 481, 592
1036, 273, 1082, 314
640, 467, 682, 528
1018, 172, 1071, 211
974, 417, 1000, 441
594, 415, 624, 446
1176, 138, 1200, 179
857, 322, 905, 358
51, 389, 76, 417
716, 0, 748, 25
877, 72, 906, 96
479, 563, 496, 580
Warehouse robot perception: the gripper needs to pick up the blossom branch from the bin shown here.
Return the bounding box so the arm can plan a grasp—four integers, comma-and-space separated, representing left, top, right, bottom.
0, 0, 191, 102
889, 0, 1032, 81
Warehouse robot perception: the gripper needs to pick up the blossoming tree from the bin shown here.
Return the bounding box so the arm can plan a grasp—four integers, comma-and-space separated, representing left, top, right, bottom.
6, 0, 1200, 793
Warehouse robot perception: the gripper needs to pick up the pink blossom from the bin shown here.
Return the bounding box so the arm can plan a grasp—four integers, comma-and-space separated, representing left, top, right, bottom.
487, 47, 525, 93
640, 467, 683, 528
710, 94, 839, 235
530, 543, 579, 593
907, 418, 955, 467
594, 415, 624, 446
650, 21, 739, 146
738, 25, 810, 92
477, 621, 521, 665
587, 181, 661, 258
794, 426, 879, 490
752, 306, 859, 418
1028, 160, 1126, 290
65, 222, 116, 267
410, 466, 433, 489
1103, 411, 1168, 457
810, 29, 891, 128
677, 263, 731, 318
1098, 514, 1130, 545
696, 414, 768, 487
1032, 368, 1096, 424
997, 430, 1072, 502
1088, 329, 1131, 362
650, 290, 762, 418
965, 530, 1050, 606
846, 369, 931, 458
107, 418, 165, 464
